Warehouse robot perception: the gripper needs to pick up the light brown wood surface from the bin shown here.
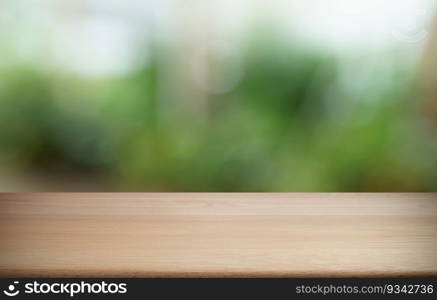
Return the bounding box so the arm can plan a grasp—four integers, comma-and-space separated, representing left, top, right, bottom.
1, 193, 437, 277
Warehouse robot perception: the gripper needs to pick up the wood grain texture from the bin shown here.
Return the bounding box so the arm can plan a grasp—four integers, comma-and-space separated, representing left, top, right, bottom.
1, 193, 437, 277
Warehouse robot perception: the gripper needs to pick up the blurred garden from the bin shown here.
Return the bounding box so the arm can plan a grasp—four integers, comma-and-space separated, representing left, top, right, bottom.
0, 1, 436, 191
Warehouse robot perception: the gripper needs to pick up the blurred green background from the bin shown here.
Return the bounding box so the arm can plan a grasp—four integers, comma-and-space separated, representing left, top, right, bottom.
1, 1, 436, 191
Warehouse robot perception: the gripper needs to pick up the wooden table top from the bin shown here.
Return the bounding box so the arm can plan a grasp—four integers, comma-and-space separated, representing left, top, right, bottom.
1, 193, 436, 277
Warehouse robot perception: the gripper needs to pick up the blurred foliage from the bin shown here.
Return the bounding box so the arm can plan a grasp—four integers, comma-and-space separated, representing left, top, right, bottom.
0, 31, 436, 191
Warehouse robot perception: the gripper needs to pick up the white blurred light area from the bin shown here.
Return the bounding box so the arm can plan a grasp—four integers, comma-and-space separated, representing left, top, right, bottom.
52, 16, 140, 78
284, 0, 434, 50
1, 0, 435, 78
